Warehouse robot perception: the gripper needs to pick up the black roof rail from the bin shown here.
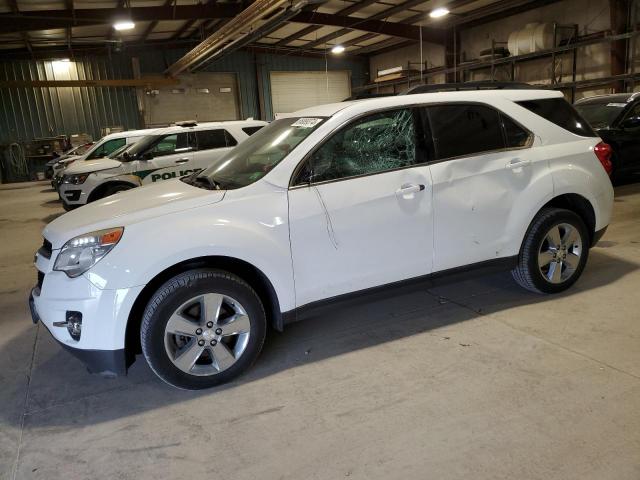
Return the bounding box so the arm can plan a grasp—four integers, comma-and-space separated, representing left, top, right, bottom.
402, 81, 536, 95
343, 92, 392, 101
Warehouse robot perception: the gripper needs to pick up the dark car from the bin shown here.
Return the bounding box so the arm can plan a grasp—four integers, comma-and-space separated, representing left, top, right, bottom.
575, 93, 640, 182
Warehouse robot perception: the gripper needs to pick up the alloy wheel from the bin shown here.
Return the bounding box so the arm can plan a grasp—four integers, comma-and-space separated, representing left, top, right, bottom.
537, 222, 583, 284
164, 293, 251, 376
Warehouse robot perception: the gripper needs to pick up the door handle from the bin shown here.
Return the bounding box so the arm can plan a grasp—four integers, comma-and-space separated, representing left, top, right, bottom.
175, 158, 190, 164
396, 183, 425, 197
505, 158, 531, 169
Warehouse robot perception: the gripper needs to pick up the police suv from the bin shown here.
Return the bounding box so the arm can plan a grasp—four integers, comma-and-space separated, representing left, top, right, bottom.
57, 120, 266, 210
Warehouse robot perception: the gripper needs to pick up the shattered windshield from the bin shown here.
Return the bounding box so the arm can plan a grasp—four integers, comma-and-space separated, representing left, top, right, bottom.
197, 117, 325, 189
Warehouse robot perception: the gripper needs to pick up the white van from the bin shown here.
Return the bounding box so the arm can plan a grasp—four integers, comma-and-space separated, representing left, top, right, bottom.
51, 128, 157, 188
58, 120, 266, 210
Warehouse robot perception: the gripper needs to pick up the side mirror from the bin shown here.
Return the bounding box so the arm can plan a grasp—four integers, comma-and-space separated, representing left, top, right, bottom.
141, 151, 154, 161
620, 116, 640, 130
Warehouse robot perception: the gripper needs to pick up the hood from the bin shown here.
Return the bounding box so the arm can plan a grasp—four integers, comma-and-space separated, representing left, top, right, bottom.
64, 158, 121, 175
47, 154, 78, 167
44, 179, 225, 248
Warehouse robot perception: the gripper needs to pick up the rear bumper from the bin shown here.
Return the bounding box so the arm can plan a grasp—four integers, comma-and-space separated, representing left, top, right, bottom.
29, 288, 127, 375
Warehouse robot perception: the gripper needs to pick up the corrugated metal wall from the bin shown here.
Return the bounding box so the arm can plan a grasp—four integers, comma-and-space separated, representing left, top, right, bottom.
0, 49, 369, 146
0, 55, 141, 145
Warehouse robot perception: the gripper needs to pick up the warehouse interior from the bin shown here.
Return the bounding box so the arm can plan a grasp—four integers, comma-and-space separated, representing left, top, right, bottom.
1, 0, 639, 478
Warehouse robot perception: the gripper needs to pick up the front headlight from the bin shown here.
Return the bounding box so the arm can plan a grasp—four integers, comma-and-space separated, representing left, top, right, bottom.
54, 227, 124, 278
63, 173, 89, 185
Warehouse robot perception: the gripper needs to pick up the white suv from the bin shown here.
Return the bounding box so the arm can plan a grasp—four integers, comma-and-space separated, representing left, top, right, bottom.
57, 120, 266, 210
51, 128, 155, 188
30, 90, 614, 389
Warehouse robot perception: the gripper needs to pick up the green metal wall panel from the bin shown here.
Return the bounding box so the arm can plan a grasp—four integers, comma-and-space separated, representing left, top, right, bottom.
0, 49, 368, 145
0, 55, 141, 145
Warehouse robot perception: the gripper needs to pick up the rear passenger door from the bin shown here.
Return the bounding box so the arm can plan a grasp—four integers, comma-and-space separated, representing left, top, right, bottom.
426, 103, 550, 271
192, 129, 238, 171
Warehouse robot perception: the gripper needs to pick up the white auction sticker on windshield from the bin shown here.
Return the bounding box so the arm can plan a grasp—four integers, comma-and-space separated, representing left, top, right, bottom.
291, 118, 322, 128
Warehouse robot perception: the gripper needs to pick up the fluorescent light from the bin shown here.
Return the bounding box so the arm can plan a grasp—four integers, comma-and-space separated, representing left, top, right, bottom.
52, 59, 72, 70
429, 7, 450, 18
113, 21, 135, 31
331, 44, 345, 54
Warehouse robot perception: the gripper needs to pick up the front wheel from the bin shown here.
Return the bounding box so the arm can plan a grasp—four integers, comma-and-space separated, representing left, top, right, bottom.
141, 269, 267, 390
512, 208, 589, 294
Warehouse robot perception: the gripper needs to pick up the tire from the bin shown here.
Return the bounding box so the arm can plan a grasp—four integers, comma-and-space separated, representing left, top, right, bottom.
512, 208, 590, 294
62, 202, 79, 212
141, 269, 267, 390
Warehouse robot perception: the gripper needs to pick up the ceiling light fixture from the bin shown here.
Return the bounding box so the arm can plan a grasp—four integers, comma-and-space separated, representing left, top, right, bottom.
331, 45, 345, 54
113, 21, 135, 31
429, 7, 450, 18
52, 58, 72, 72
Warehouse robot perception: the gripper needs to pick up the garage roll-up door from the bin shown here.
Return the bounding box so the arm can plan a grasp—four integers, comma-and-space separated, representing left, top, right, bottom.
270, 71, 351, 115
144, 72, 240, 127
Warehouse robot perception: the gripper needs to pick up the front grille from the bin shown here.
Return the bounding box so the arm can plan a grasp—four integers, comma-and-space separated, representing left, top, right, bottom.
38, 238, 52, 259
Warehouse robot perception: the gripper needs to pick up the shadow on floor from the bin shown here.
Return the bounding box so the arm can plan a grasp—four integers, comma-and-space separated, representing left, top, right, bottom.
41, 212, 64, 224
0, 248, 636, 428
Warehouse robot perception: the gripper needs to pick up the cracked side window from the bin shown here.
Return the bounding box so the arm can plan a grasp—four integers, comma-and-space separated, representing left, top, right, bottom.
309, 108, 417, 183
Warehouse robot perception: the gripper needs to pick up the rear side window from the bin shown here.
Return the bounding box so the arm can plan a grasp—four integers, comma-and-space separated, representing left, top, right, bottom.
517, 98, 597, 137
242, 126, 264, 136
195, 129, 227, 150
428, 104, 504, 159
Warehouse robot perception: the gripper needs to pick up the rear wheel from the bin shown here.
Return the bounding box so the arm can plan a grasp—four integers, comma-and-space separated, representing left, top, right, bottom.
512, 208, 589, 294
140, 269, 266, 390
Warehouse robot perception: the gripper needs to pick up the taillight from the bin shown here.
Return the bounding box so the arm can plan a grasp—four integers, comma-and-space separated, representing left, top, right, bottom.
594, 142, 613, 176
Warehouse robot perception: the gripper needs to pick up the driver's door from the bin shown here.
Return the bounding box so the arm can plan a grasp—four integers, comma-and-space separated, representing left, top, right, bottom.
287, 108, 434, 307
127, 132, 194, 184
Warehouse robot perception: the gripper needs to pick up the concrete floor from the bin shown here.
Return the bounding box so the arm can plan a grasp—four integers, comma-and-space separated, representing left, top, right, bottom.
1, 181, 639, 480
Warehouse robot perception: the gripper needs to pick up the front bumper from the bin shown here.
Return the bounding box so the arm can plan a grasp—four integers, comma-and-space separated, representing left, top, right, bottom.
30, 253, 145, 376
592, 226, 608, 247
30, 289, 127, 375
